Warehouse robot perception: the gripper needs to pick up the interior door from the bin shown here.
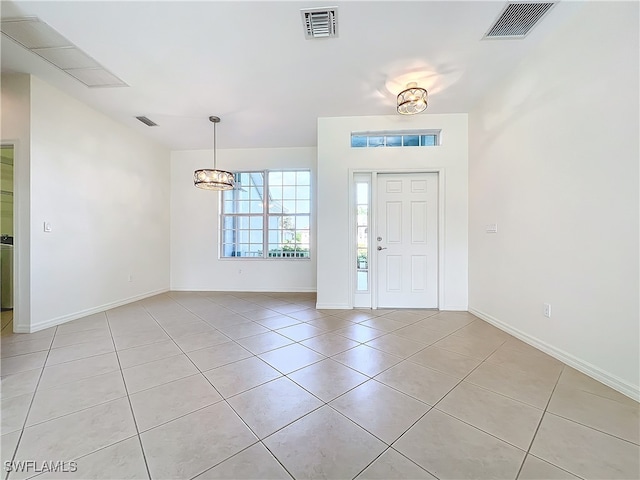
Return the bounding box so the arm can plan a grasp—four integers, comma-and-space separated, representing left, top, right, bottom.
376, 173, 438, 308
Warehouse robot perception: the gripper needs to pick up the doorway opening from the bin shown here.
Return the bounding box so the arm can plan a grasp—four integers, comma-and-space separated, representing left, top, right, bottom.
1, 144, 14, 333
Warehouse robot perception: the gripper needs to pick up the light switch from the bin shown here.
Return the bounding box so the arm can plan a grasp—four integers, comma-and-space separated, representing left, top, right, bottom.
44, 222, 52, 233
485, 224, 497, 233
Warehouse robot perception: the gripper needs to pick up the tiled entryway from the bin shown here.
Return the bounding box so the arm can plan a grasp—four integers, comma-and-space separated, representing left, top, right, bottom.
1, 292, 638, 479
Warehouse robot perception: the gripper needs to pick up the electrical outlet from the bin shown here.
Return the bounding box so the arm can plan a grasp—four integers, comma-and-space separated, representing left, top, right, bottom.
543, 303, 551, 318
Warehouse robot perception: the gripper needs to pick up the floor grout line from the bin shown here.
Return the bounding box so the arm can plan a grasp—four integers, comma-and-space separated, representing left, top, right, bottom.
103, 310, 152, 480
139, 300, 284, 478
167, 293, 315, 480
514, 363, 566, 480
4, 323, 58, 480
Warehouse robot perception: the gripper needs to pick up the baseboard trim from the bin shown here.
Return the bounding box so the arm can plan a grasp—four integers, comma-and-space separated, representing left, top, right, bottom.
442, 305, 469, 312
315, 303, 351, 310
170, 287, 317, 293
22, 288, 170, 333
469, 308, 640, 402
312, 304, 470, 311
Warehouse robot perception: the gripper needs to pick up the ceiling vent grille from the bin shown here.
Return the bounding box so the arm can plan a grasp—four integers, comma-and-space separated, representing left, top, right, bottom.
485, 2, 555, 38
135, 116, 158, 127
0, 17, 128, 88
301, 7, 338, 39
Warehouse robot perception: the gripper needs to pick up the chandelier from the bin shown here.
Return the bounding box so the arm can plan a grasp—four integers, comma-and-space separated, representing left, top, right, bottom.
194, 116, 235, 190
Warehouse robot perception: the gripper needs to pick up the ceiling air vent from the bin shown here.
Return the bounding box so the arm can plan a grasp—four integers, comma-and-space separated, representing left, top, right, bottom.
301, 7, 338, 39
484, 2, 555, 39
135, 116, 158, 127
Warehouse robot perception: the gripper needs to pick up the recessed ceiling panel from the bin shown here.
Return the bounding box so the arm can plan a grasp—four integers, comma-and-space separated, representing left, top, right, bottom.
32, 46, 100, 70
1, 16, 128, 88
1, 17, 70, 48
64, 68, 128, 88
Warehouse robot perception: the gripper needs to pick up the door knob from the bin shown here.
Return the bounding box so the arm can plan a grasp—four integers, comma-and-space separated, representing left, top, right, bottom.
377, 246, 387, 251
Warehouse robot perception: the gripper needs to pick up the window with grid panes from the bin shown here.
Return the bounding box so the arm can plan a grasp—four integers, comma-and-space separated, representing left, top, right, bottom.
350, 130, 440, 148
221, 170, 311, 259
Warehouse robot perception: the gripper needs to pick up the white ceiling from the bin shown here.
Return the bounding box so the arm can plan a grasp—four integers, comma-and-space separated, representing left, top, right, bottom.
0, 1, 583, 150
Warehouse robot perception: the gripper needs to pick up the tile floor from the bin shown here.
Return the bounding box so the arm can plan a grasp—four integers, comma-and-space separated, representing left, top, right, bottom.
1, 292, 638, 480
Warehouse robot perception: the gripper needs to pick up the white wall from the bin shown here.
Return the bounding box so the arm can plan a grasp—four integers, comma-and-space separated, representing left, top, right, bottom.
24, 77, 170, 331
317, 114, 469, 310
468, 2, 639, 399
170, 147, 317, 292
1, 74, 32, 332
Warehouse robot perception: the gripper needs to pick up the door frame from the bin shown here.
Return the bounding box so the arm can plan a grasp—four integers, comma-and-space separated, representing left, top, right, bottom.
2, 141, 25, 333
348, 168, 446, 310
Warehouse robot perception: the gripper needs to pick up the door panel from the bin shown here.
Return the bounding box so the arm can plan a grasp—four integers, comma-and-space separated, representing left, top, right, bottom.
411, 255, 427, 292
411, 179, 427, 193
386, 255, 402, 292
376, 173, 438, 308
386, 180, 402, 193
411, 201, 427, 243
386, 202, 402, 243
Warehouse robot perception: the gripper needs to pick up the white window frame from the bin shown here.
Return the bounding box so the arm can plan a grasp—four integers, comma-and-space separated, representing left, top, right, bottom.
220, 169, 311, 260
350, 129, 441, 148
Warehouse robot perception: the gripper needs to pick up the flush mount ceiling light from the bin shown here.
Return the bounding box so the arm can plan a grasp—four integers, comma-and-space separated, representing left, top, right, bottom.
194, 116, 235, 191
397, 82, 428, 115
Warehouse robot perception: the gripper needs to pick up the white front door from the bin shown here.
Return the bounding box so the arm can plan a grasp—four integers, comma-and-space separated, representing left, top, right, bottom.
376, 173, 438, 308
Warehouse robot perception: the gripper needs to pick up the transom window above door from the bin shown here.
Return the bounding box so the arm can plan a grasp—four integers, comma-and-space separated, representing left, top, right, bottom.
351, 129, 441, 148
221, 170, 311, 259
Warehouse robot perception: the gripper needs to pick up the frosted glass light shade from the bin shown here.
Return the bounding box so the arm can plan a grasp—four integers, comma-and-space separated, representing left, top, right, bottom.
194, 168, 235, 190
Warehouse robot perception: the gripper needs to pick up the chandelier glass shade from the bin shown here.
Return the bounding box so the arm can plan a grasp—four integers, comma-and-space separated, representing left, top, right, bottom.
194, 116, 235, 190
397, 82, 428, 115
